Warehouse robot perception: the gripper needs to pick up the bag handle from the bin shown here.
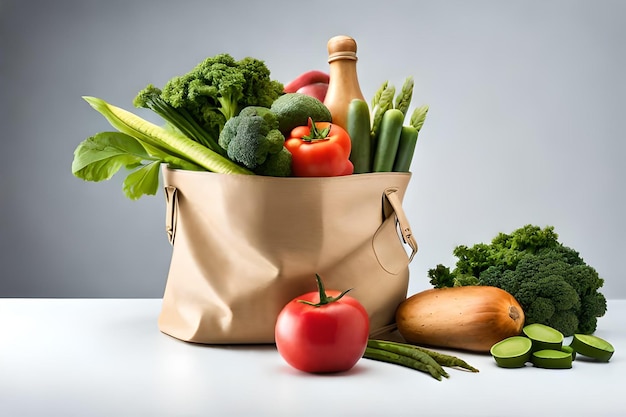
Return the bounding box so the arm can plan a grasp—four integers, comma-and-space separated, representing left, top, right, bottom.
164, 186, 178, 245
384, 187, 418, 262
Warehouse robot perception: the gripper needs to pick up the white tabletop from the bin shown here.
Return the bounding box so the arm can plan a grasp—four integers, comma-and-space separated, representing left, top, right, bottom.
1, 298, 624, 417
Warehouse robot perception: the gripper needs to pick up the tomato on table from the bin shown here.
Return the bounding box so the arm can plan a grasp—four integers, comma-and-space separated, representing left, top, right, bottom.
284, 118, 354, 177
275, 274, 369, 373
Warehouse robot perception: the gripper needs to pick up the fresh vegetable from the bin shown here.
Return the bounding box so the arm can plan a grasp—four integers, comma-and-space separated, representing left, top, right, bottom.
296, 82, 329, 102
523, 323, 564, 352
369, 81, 395, 142
531, 349, 573, 369
368, 78, 429, 173
274, 274, 369, 374
391, 126, 418, 173
392, 105, 429, 172
372, 109, 404, 172
570, 334, 614, 361
285, 119, 353, 177
491, 324, 615, 370
283, 70, 330, 94
345, 99, 372, 173
72, 97, 252, 199
428, 224, 607, 336
218, 106, 291, 176
270, 93, 332, 136
393, 76, 414, 117
73, 53, 289, 199
159, 53, 284, 144
253, 147, 293, 177
490, 336, 533, 368
363, 339, 479, 381
410, 104, 430, 133
396, 286, 525, 352
365, 343, 447, 381
133, 84, 225, 155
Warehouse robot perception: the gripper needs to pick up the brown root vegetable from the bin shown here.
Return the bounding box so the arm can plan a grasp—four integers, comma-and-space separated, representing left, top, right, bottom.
396, 286, 525, 353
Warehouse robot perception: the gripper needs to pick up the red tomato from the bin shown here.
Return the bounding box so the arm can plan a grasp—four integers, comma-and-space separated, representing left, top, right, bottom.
285, 119, 354, 177
275, 274, 370, 373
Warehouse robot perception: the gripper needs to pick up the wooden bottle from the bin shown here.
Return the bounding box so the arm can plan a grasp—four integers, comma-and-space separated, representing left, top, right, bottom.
323, 35, 366, 131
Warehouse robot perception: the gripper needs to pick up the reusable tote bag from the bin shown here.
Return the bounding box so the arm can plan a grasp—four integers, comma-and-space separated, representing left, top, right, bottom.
157, 167, 418, 344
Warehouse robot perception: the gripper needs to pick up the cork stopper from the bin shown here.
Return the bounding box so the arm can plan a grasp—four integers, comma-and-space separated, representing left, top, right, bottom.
327, 35, 358, 62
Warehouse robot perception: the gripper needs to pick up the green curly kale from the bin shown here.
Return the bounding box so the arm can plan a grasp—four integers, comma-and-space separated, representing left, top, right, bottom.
428, 225, 607, 336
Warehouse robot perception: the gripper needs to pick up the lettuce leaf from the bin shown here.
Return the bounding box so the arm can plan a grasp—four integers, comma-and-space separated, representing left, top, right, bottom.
72, 131, 161, 199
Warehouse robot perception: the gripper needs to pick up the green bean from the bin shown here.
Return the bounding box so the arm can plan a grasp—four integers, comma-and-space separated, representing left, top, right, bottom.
363, 347, 443, 381
367, 339, 449, 378
372, 339, 479, 373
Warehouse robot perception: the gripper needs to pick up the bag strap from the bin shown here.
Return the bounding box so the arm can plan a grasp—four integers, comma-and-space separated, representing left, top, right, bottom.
164, 186, 178, 245
384, 188, 418, 262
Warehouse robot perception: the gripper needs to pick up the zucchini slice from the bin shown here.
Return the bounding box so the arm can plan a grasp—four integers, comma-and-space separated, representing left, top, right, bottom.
532, 349, 573, 369
570, 334, 614, 362
523, 323, 564, 352
490, 336, 532, 368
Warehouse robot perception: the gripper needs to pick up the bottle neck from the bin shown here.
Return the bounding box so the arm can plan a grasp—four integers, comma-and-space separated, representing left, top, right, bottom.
328, 58, 364, 100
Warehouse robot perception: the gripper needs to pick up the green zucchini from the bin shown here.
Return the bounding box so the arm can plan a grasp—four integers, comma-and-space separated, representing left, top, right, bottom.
372, 109, 404, 172
392, 125, 418, 172
346, 99, 372, 174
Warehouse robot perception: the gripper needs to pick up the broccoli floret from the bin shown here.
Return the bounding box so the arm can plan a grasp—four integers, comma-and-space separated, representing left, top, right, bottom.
218, 106, 291, 176
480, 267, 520, 295
546, 310, 579, 337
254, 147, 292, 177
430, 224, 608, 336
577, 292, 608, 334
159, 53, 283, 144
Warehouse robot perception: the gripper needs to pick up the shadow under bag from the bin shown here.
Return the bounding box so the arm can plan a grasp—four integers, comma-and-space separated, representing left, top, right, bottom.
158, 167, 418, 344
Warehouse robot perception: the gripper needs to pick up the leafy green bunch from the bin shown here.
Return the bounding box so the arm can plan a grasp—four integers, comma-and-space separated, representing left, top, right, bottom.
148, 54, 284, 147
428, 225, 607, 336
73, 53, 286, 199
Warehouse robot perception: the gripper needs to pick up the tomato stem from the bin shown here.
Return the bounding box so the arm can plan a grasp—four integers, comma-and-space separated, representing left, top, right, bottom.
301, 117, 331, 142
298, 274, 352, 307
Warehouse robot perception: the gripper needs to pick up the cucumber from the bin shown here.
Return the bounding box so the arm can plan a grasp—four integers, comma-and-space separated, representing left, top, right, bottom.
346, 99, 372, 174
392, 126, 418, 172
372, 109, 404, 172
531, 349, 573, 369
490, 336, 532, 368
570, 334, 614, 362
522, 323, 564, 352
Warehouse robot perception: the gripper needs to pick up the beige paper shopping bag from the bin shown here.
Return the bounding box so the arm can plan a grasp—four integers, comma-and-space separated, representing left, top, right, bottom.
158, 167, 417, 344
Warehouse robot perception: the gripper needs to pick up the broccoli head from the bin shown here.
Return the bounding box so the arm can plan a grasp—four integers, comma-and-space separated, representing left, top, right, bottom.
218, 106, 291, 176
254, 147, 292, 177
159, 53, 284, 144
429, 224, 608, 336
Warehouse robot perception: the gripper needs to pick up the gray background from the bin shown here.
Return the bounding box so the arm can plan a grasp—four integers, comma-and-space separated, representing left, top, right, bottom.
1, 0, 624, 299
